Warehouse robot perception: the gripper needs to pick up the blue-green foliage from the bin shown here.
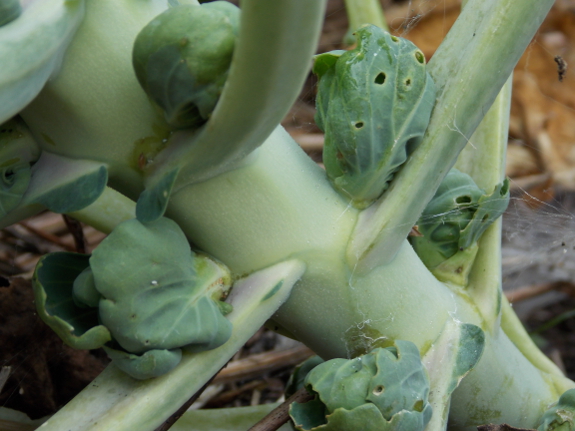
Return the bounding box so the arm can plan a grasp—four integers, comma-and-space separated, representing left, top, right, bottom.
34, 217, 234, 379
132, 1, 240, 129
409, 168, 510, 270
314, 25, 436, 209
90, 217, 233, 355
290, 341, 432, 431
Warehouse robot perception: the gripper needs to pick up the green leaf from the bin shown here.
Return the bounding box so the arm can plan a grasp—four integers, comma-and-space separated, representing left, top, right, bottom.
538, 389, 575, 431
32, 252, 112, 350
0, 0, 84, 123
136, 167, 179, 223
285, 356, 325, 398
103, 345, 183, 380
409, 169, 509, 270
132, 2, 240, 129
0, 117, 41, 218
291, 341, 432, 431
72, 266, 101, 308
0, 162, 30, 217
315, 25, 436, 209
90, 217, 233, 354
0, 0, 21, 27
15, 152, 108, 214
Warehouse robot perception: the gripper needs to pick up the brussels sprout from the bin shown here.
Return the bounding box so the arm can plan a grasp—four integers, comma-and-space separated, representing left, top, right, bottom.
538, 389, 575, 431
133, 1, 240, 129
314, 25, 436, 209
90, 217, 233, 355
409, 168, 509, 271
290, 341, 432, 431
0, 0, 21, 27
34, 217, 235, 379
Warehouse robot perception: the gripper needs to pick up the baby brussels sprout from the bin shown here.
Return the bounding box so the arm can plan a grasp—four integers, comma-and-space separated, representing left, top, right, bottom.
537, 389, 575, 431
314, 25, 436, 209
409, 168, 510, 271
132, 1, 240, 129
34, 217, 234, 379
0, 0, 21, 27
90, 217, 233, 356
290, 341, 432, 431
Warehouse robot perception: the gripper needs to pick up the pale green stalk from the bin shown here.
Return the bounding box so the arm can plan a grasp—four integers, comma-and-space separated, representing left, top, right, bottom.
68, 186, 136, 234
453, 76, 511, 332
346, 0, 555, 273
343, 0, 388, 43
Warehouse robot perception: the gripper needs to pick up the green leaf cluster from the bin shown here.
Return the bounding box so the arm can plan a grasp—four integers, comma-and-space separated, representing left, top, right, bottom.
314, 25, 436, 209
132, 1, 240, 129
409, 168, 510, 271
538, 389, 575, 431
290, 341, 432, 431
33, 217, 234, 379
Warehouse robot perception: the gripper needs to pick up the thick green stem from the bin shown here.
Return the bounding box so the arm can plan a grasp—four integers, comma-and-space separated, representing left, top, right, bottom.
166, 127, 568, 429
67, 186, 136, 234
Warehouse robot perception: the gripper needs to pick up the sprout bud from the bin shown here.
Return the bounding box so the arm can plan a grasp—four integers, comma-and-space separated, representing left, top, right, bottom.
314, 25, 436, 209
290, 341, 432, 431
132, 2, 240, 129
409, 168, 509, 272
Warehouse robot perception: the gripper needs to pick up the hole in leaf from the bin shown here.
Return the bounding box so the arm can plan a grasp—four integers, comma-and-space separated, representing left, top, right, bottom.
481, 214, 489, 223
413, 400, 424, 412
373, 385, 384, 395
456, 195, 472, 204
374, 72, 386, 85
355, 122, 364, 129
405, 78, 411, 86
415, 51, 425, 64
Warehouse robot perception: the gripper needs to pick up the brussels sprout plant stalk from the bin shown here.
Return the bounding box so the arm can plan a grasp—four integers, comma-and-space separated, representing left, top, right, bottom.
342, 0, 388, 44
1, 0, 574, 430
